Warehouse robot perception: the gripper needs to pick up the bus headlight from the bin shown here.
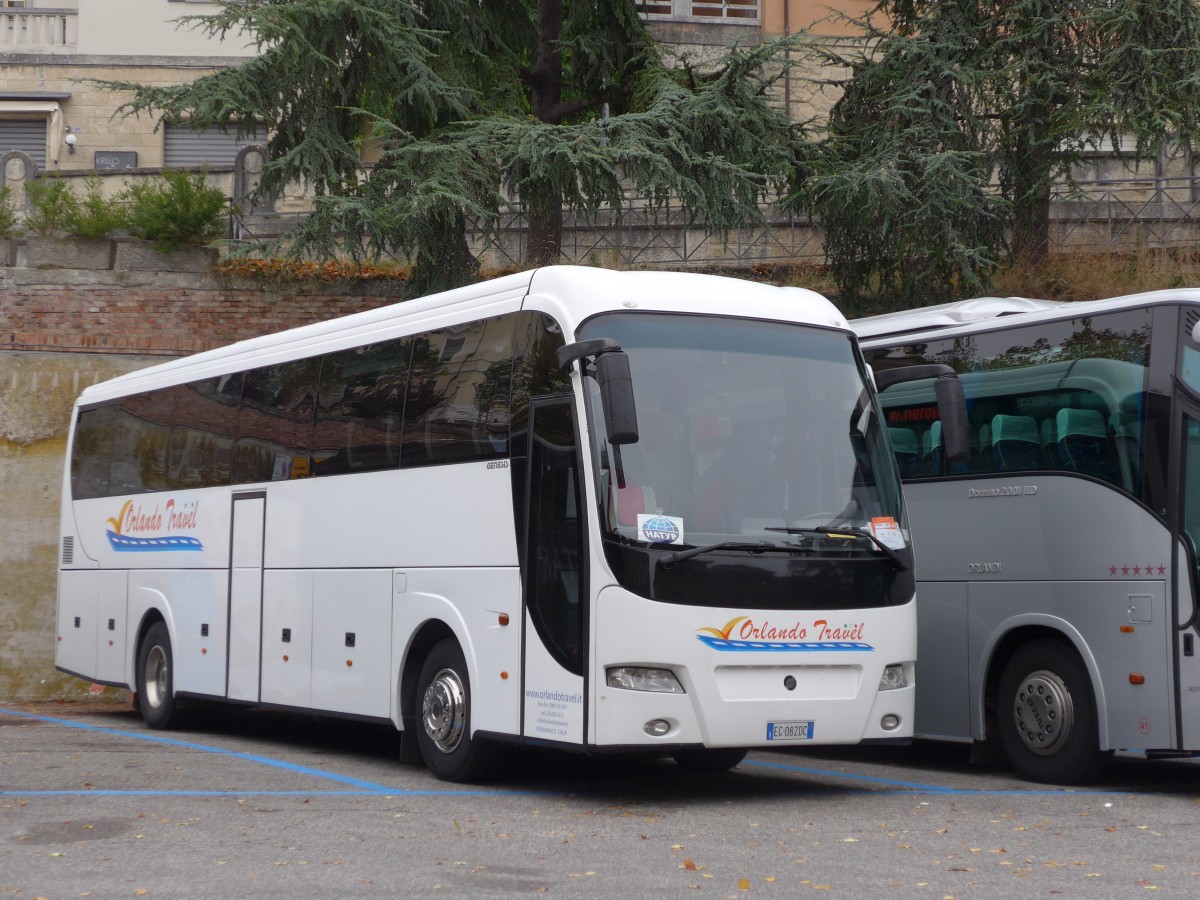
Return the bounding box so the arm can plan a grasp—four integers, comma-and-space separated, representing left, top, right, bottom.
878, 663, 909, 691
607, 666, 684, 693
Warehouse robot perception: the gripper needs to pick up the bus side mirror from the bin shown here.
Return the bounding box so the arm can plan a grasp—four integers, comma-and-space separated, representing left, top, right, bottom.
874, 364, 970, 464
594, 352, 639, 445
557, 339, 640, 445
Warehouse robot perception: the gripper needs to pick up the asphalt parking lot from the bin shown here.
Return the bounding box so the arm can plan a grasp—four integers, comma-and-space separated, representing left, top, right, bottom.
3, 702, 1200, 898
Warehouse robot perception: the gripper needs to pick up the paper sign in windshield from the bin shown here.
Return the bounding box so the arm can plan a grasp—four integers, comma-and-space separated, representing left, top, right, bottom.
638, 514, 685, 545
870, 516, 906, 550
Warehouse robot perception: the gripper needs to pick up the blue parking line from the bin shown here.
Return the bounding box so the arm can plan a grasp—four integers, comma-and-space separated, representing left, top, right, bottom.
2, 708, 1129, 798
1, 789, 512, 797
0, 709, 525, 797
743, 757, 1125, 795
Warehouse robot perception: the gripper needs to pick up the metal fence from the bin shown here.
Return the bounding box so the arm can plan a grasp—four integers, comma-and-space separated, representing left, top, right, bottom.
1049, 175, 1200, 252
228, 173, 1200, 269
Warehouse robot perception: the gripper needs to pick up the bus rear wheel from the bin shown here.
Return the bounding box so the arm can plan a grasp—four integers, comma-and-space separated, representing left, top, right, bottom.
996, 639, 1112, 784
136, 622, 180, 730
415, 639, 501, 783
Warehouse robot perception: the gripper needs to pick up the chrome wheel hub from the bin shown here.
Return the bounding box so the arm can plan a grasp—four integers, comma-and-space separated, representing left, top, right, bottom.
145, 645, 168, 710
1012, 669, 1073, 755
421, 668, 466, 754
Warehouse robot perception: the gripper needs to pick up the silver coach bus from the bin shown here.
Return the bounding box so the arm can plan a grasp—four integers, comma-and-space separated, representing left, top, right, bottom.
854, 289, 1200, 783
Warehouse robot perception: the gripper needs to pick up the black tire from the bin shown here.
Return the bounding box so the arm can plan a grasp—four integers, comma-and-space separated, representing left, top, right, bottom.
414, 639, 502, 783
136, 622, 181, 730
996, 639, 1113, 784
670, 747, 748, 773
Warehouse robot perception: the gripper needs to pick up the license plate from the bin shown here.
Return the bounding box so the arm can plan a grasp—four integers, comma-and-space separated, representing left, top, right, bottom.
766, 720, 814, 741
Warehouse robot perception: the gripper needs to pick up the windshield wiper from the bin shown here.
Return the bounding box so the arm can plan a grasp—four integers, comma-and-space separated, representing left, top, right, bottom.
763, 525, 909, 572
657, 540, 777, 567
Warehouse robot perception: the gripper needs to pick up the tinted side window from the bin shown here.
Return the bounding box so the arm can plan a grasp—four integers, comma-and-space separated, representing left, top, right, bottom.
71, 404, 119, 500
111, 390, 175, 494
233, 358, 321, 483
167, 374, 243, 489
400, 315, 519, 466
866, 309, 1151, 493
510, 312, 571, 439
311, 339, 411, 476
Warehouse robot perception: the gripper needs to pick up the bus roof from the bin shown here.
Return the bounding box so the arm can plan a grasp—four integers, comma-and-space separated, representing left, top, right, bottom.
852, 287, 1200, 342
77, 266, 845, 405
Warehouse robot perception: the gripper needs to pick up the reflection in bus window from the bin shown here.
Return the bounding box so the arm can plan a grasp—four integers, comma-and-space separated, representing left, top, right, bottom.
233, 358, 321, 483
311, 339, 411, 475
864, 309, 1151, 493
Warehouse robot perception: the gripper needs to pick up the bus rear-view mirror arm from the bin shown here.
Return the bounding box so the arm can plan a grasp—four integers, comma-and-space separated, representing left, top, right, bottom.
874, 364, 970, 464
557, 339, 640, 445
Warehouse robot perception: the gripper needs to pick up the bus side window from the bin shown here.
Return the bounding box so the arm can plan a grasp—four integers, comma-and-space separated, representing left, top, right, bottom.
509, 313, 570, 439
232, 358, 321, 484
166, 376, 242, 490
71, 404, 118, 499
312, 338, 411, 476
399, 315, 520, 467
112, 390, 174, 493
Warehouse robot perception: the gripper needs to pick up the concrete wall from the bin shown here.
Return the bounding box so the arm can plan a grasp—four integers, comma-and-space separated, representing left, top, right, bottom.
1, 351, 157, 701
77, 0, 254, 57
0, 265, 406, 700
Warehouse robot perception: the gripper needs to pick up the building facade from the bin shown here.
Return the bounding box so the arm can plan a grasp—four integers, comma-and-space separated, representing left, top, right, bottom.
0, 1, 868, 177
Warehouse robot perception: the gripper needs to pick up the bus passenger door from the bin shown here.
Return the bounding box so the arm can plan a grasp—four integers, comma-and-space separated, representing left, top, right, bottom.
521, 397, 587, 745
227, 492, 266, 702
1176, 413, 1200, 750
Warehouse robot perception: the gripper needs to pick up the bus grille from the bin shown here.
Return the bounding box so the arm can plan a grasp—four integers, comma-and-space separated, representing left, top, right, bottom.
61, 536, 74, 565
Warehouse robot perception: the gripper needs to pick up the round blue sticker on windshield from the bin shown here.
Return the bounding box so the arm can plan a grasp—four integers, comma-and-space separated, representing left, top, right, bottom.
639, 514, 684, 544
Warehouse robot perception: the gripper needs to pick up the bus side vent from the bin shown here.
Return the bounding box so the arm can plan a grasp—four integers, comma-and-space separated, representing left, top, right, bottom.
62, 536, 74, 565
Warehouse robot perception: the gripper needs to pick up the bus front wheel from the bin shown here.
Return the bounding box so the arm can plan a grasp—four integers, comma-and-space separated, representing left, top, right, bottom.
415, 639, 501, 783
136, 622, 180, 730
996, 639, 1112, 784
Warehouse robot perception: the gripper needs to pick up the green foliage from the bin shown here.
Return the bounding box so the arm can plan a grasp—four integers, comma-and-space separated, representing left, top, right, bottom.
24, 175, 126, 239
97, 0, 799, 294
0, 185, 17, 236
71, 176, 126, 239
121, 171, 230, 253
23, 175, 80, 238
807, 0, 1200, 309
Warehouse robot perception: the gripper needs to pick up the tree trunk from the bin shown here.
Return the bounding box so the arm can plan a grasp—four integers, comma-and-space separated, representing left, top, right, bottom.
526, 0, 566, 266
1007, 133, 1054, 266
1010, 180, 1051, 265
526, 198, 563, 267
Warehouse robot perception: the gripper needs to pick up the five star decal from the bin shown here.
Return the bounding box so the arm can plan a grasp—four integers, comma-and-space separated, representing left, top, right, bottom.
1108, 563, 1167, 576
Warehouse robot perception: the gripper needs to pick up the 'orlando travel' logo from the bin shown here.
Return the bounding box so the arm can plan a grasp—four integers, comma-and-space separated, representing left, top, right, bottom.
696, 617, 874, 652
105, 498, 204, 552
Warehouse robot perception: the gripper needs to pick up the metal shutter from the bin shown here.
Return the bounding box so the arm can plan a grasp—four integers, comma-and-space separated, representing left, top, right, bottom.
0, 119, 47, 167
163, 124, 262, 168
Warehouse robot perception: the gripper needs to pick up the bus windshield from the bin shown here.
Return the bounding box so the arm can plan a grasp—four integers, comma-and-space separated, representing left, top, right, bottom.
577, 313, 910, 610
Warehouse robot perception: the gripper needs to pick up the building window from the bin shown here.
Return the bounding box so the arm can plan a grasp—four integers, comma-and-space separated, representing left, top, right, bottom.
639, 0, 759, 21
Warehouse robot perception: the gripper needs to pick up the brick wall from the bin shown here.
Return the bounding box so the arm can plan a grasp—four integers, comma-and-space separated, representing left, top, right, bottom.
1, 268, 407, 356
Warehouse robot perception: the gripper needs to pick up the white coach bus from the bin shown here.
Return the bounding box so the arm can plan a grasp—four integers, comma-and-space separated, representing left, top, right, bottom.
854, 288, 1200, 783
56, 265, 958, 782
